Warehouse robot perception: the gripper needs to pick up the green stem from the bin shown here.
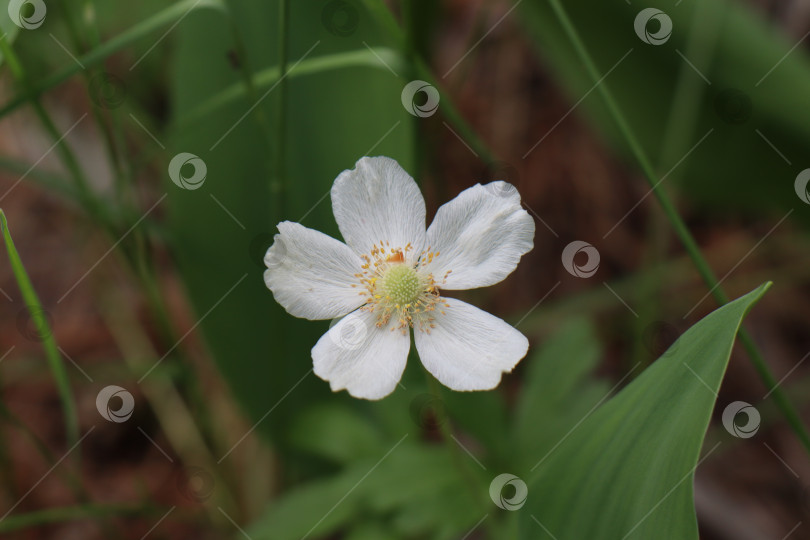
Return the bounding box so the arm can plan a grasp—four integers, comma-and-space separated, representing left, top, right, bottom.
425, 373, 500, 539
546, 0, 810, 454
56, 0, 128, 206
0, 35, 110, 230
0, 211, 80, 458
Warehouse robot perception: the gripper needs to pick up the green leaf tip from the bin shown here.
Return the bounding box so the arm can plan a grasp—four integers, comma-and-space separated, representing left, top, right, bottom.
518, 283, 773, 540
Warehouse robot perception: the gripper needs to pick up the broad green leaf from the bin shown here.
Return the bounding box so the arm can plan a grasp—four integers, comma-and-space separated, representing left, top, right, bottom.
248, 464, 370, 540
512, 318, 610, 472
518, 283, 770, 539
166, 1, 414, 441
440, 386, 509, 463
249, 443, 478, 540
344, 521, 400, 540
518, 0, 810, 221
286, 404, 385, 464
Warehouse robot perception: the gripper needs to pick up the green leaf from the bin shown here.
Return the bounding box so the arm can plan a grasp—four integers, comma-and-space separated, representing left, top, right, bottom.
518, 283, 770, 539
250, 440, 483, 540
0, 211, 79, 452
286, 404, 385, 464
248, 464, 370, 540
512, 318, 610, 471
344, 521, 400, 540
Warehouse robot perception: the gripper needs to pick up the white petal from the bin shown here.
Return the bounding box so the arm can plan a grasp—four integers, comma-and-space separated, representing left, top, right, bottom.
414, 298, 528, 391
264, 221, 365, 320
331, 156, 426, 259
423, 182, 534, 290
312, 308, 410, 400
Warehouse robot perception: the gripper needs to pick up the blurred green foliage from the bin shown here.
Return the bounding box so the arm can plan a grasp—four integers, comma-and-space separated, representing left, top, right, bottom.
520, 0, 810, 219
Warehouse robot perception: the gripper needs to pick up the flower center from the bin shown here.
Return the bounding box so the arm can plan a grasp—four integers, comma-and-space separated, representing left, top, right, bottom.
380, 264, 422, 305
352, 241, 451, 334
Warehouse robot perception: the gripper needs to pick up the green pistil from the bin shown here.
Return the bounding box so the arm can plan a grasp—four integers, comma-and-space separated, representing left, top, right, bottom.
380, 264, 421, 306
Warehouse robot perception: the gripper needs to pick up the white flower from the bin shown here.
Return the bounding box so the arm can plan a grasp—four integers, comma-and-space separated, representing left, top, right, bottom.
264, 156, 535, 400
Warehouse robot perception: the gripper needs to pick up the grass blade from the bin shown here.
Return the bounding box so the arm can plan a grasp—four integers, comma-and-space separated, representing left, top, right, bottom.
0, 210, 79, 454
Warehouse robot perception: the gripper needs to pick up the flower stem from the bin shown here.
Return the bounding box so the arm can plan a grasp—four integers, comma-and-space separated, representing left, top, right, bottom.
546, 0, 810, 454
424, 372, 498, 539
